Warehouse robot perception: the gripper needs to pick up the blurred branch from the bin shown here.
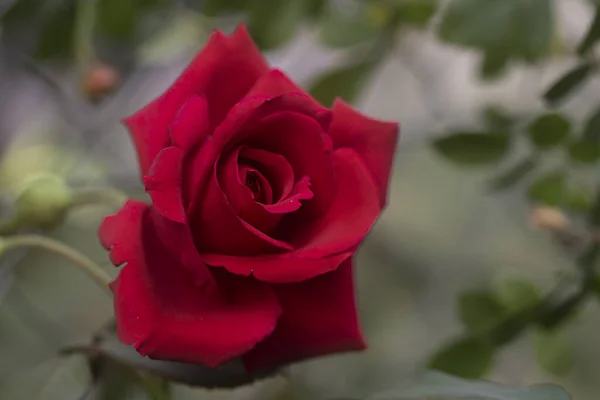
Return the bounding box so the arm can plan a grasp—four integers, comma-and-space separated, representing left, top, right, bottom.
73, 0, 98, 81
0, 234, 112, 293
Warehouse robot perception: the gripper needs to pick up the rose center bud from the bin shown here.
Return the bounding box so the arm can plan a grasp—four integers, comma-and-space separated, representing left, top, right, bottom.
245, 171, 262, 201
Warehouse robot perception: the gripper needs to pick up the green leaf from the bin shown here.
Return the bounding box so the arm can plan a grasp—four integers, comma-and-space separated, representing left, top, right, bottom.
515, 0, 553, 62
309, 62, 374, 106
395, 0, 436, 27
439, 0, 553, 63
368, 371, 571, 400
66, 333, 278, 388
439, 0, 518, 50
35, 1, 77, 60
97, 0, 168, 40
543, 63, 594, 106
528, 113, 571, 149
532, 328, 574, 377
568, 140, 600, 164
319, 11, 378, 48
428, 338, 495, 379
481, 106, 515, 132
35, 356, 91, 400
306, 0, 325, 18
249, 0, 304, 50
496, 278, 541, 313
488, 156, 537, 191
527, 171, 566, 205
432, 133, 511, 166
577, 6, 600, 55
458, 291, 508, 333
568, 106, 600, 164
582, 106, 600, 142
565, 186, 593, 212
479, 48, 510, 80
201, 0, 245, 16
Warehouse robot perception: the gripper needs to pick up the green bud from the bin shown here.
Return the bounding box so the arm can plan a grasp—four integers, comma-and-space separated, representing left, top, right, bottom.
15, 174, 73, 229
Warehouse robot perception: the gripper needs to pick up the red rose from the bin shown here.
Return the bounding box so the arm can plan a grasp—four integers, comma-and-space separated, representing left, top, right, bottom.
99, 25, 398, 372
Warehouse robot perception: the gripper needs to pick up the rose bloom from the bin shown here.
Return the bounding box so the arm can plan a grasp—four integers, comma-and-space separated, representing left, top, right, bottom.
100, 25, 398, 372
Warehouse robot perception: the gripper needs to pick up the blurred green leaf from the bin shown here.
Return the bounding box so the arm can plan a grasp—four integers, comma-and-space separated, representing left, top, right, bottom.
568, 106, 600, 164
480, 48, 510, 80
309, 61, 374, 106
582, 106, 600, 142
532, 328, 574, 377
568, 140, 600, 164
439, 0, 553, 66
488, 156, 538, 191
248, 0, 304, 50
395, 0, 436, 27
496, 278, 541, 313
458, 291, 508, 333
527, 171, 566, 205
516, 0, 553, 62
439, 0, 517, 49
565, 186, 594, 212
306, 0, 325, 18
319, 10, 378, 48
528, 113, 571, 149
543, 63, 594, 105
368, 371, 571, 400
201, 0, 245, 16
428, 338, 495, 379
481, 106, 515, 132
432, 133, 511, 166
35, 355, 91, 400
67, 333, 278, 388
35, 1, 77, 60
97, 0, 168, 40
577, 6, 600, 55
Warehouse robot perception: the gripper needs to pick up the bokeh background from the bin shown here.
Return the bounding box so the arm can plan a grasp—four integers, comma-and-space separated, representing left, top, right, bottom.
1, 0, 600, 398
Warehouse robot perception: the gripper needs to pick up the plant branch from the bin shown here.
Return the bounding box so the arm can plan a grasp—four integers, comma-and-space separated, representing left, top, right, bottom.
1, 234, 112, 293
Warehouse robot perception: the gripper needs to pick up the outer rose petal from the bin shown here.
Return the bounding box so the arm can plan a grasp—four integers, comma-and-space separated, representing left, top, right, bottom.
243, 259, 366, 372
124, 25, 269, 175
288, 147, 381, 258
246, 69, 321, 108
329, 99, 399, 206
144, 146, 186, 223
169, 95, 210, 152
99, 200, 282, 367
203, 251, 352, 283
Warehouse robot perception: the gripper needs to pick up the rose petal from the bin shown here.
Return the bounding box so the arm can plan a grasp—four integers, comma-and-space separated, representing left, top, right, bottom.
191, 162, 294, 255
262, 175, 313, 214
239, 166, 273, 204
246, 69, 321, 108
185, 93, 332, 215
239, 147, 295, 201
100, 200, 282, 367
143, 146, 186, 223
217, 147, 281, 234
288, 148, 381, 258
329, 100, 399, 206
124, 25, 268, 175
243, 259, 366, 371
169, 95, 210, 152
203, 250, 352, 283
245, 111, 335, 216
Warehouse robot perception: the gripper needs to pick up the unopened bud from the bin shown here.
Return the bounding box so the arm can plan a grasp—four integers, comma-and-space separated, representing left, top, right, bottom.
82, 63, 120, 100
528, 206, 570, 232
16, 174, 73, 229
